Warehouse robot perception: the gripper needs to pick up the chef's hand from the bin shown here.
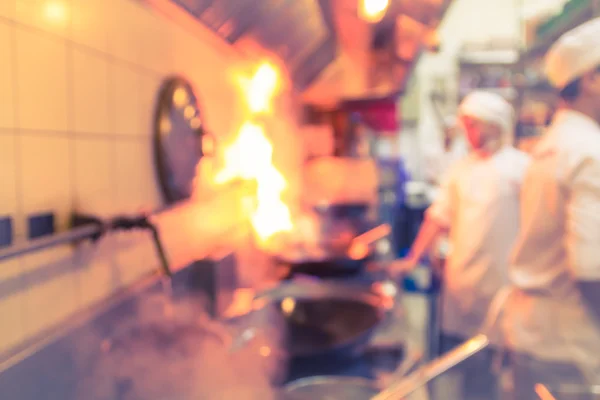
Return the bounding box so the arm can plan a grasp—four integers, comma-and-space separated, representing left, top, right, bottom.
388, 256, 419, 277
367, 256, 418, 277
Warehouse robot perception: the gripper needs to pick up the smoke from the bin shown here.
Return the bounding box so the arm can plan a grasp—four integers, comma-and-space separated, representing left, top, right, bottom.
73, 290, 287, 400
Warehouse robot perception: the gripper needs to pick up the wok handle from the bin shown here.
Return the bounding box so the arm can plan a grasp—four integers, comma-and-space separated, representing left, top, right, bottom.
535, 384, 558, 400
347, 224, 391, 259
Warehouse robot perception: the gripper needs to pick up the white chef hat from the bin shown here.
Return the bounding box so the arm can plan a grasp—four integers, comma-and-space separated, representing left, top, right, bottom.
545, 17, 600, 89
458, 90, 514, 136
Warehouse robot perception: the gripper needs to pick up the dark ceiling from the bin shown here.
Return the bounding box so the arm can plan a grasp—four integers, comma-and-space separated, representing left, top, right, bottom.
171, 0, 337, 91
169, 0, 452, 95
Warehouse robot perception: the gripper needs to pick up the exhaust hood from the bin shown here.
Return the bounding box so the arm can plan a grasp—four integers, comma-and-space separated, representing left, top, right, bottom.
168, 0, 452, 104
171, 0, 336, 92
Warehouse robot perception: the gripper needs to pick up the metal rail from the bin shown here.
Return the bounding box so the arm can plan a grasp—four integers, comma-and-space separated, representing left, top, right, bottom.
0, 213, 172, 277
0, 224, 101, 263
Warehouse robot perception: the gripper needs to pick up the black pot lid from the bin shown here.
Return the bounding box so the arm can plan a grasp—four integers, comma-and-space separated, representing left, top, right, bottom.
153, 77, 213, 203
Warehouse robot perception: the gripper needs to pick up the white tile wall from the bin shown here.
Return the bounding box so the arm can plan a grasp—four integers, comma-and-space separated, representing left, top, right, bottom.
0, 23, 15, 129
71, 46, 111, 134
73, 137, 115, 215
0, 0, 300, 357
19, 134, 72, 230
0, 134, 18, 218
112, 63, 142, 136
15, 28, 69, 132
0, 260, 27, 355
0, 0, 15, 21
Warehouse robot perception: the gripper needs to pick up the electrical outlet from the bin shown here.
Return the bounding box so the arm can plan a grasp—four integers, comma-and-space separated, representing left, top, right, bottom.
0, 216, 12, 248
28, 212, 55, 239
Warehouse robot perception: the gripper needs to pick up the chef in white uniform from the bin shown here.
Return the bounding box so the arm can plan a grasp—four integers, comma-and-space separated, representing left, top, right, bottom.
390, 90, 530, 400
504, 17, 600, 399
423, 116, 469, 189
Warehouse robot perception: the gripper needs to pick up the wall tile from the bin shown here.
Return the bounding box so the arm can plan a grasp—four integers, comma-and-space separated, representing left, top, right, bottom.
0, 259, 27, 355
73, 137, 115, 216
71, 47, 110, 134
114, 139, 162, 213
69, 0, 109, 53
0, 22, 15, 129
21, 246, 78, 340
14, 0, 71, 38
138, 72, 162, 138
0, 0, 15, 21
0, 134, 18, 219
111, 63, 141, 136
107, 0, 143, 66
138, 7, 173, 75
75, 235, 120, 308
15, 27, 68, 132
19, 134, 71, 231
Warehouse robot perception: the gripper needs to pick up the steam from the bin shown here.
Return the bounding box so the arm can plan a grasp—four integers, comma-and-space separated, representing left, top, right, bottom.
73, 291, 287, 400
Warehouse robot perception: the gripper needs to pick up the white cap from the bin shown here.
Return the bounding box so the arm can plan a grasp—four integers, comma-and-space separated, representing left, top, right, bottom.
545, 17, 600, 89
458, 90, 514, 135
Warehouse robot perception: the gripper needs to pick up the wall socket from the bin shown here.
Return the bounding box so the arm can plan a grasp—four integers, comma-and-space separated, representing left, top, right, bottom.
28, 212, 55, 239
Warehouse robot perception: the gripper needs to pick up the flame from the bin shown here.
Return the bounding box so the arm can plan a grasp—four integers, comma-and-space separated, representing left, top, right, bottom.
245, 63, 279, 114
359, 0, 389, 23
215, 62, 292, 244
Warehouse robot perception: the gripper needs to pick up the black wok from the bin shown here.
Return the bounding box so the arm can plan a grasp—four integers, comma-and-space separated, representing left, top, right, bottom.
274, 224, 390, 279
252, 280, 386, 361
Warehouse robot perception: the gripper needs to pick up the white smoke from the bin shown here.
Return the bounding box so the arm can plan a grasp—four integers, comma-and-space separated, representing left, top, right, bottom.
73, 291, 287, 400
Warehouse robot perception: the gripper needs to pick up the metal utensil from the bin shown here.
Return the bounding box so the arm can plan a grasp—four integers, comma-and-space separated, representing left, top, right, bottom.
370, 286, 514, 400
371, 334, 490, 400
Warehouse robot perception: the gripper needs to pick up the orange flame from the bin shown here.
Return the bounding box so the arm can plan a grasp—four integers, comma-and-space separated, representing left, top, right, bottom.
215, 62, 292, 244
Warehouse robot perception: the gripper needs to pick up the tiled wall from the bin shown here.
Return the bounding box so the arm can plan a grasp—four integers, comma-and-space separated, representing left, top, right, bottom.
0, 0, 301, 359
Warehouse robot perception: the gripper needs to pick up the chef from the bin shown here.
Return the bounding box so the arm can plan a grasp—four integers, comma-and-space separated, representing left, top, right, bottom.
423, 115, 469, 189
504, 17, 600, 399
390, 90, 530, 400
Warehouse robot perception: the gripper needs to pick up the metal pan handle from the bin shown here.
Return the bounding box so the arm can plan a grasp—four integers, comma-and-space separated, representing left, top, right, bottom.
371, 334, 490, 400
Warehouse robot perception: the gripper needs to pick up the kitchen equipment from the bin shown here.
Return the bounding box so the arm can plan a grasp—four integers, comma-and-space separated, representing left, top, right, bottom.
153, 76, 214, 204
275, 224, 391, 279
281, 344, 421, 400
278, 336, 486, 400
252, 279, 387, 360
538, 384, 600, 400
372, 334, 489, 400
282, 376, 381, 400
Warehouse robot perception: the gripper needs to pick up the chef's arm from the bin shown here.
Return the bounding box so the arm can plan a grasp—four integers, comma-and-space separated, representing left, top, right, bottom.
404, 217, 447, 265
567, 159, 600, 323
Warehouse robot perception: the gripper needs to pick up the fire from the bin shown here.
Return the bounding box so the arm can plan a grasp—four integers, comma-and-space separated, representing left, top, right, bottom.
215, 62, 293, 244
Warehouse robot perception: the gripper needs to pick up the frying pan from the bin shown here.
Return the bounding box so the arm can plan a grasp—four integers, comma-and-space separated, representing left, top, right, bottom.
252, 279, 387, 361
275, 224, 391, 279
153, 76, 214, 204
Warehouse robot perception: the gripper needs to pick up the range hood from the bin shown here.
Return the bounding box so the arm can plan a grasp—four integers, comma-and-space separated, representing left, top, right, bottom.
171, 0, 336, 93
169, 0, 451, 106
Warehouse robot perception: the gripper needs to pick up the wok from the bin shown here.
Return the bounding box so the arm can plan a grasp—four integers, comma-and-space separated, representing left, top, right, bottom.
253, 280, 387, 361
275, 224, 391, 279
281, 376, 380, 400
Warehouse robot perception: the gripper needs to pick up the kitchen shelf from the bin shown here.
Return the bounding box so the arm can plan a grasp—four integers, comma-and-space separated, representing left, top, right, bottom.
524, 0, 594, 60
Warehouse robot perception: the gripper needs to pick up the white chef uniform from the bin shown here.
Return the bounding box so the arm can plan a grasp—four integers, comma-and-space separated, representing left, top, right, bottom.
428, 92, 531, 342
504, 18, 600, 385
